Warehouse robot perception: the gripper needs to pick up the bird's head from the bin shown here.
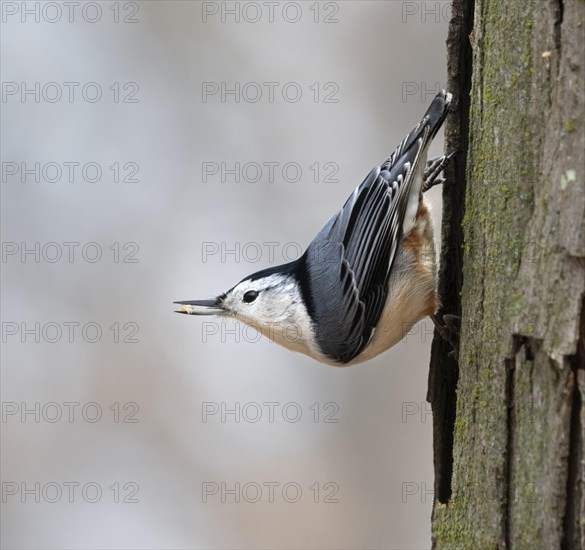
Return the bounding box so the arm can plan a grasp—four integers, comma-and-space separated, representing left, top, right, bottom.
175, 262, 310, 338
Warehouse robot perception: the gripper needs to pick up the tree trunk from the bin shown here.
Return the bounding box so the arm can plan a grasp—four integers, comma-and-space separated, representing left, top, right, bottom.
428, 0, 585, 548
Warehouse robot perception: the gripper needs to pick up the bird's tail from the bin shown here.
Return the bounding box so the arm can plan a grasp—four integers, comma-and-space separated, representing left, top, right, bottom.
380, 90, 452, 238
384, 90, 452, 172
423, 90, 452, 139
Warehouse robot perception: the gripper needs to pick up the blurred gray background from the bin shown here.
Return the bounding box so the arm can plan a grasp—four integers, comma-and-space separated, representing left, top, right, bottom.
1, 1, 449, 548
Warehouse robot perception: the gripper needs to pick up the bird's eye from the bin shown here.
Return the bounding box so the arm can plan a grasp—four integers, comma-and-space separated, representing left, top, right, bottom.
243, 290, 259, 303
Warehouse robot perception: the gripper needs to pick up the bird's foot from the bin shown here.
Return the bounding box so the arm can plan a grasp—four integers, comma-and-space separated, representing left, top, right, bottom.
432, 313, 461, 360
422, 152, 456, 193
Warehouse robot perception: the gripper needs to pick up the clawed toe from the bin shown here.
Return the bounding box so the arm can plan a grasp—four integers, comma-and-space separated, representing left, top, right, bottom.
432, 313, 461, 360
422, 152, 456, 193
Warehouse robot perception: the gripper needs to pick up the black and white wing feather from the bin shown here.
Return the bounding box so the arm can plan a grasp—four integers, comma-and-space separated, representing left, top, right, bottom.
299, 91, 451, 364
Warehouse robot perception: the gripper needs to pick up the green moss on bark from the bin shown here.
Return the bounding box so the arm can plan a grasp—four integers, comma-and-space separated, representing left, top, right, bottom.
431, 0, 585, 547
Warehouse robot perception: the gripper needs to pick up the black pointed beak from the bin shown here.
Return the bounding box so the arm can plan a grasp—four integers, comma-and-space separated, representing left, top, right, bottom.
174, 297, 226, 316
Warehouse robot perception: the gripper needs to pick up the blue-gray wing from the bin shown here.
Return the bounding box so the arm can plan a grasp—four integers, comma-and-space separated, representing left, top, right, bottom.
302, 156, 419, 364
300, 91, 451, 364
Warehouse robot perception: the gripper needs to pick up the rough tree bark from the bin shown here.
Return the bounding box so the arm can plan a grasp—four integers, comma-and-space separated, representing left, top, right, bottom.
428, 0, 585, 548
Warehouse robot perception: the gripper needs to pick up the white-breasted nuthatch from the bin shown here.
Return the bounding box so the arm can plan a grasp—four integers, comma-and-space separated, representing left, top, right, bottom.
176, 90, 453, 366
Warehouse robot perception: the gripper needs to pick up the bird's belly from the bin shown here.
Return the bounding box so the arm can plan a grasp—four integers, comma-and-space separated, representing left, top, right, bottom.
354, 263, 437, 364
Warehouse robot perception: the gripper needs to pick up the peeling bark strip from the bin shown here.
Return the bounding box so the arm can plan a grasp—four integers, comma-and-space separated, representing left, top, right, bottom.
562, 300, 585, 550
430, 0, 585, 548
427, 0, 474, 506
